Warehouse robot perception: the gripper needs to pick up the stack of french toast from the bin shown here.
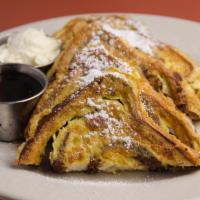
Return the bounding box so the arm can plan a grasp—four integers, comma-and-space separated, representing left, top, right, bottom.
16, 15, 200, 173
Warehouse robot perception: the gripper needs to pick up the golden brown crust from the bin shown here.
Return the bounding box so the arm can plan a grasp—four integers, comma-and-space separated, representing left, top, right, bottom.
17, 75, 200, 171
16, 15, 200, 173
98, 28, 200, 120
155, 45, 196, 78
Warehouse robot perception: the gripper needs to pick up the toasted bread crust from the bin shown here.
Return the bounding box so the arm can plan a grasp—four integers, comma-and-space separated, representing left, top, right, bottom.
16, 15, 200, 173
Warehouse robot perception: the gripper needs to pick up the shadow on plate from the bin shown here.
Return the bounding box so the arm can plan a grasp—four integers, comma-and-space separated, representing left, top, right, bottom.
10, 139, 199, 185
12, 161, 199, 185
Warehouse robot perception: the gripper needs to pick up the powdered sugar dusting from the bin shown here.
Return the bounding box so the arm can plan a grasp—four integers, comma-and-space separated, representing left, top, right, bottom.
86, 109, 120, 133
103, 24, 155, 55
69, 33, 132, 87
87, 98, 99, 108
126, 19, 150, 37
85, 108, 135, 149
111, 135, 133, 149
80, 69, 103, 86
87, 98, 107, 109
107, 72, 128, 82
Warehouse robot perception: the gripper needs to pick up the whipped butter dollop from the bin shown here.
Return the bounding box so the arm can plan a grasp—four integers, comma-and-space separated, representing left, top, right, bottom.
0, 28, 61, 67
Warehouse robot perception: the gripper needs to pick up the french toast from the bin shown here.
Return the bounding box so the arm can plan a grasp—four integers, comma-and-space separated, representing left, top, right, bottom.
53, 15, 200, 120
16, 15, 200, 173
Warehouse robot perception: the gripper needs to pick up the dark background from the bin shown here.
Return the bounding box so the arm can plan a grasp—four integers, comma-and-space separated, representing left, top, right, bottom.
0, 0, 200, 31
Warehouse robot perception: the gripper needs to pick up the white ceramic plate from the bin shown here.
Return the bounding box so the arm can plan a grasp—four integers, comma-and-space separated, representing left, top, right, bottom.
0, 13, 200, 200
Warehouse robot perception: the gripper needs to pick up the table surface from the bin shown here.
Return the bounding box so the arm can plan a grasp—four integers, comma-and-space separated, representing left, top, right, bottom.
0, 0, 199, 31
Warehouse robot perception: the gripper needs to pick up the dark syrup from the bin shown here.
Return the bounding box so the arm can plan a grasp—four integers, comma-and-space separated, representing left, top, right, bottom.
0, 70, 42, 102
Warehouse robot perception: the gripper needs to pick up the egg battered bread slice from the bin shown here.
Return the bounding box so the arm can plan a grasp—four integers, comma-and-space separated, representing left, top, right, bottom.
16, 16, 200, 172
89, 15, 200, 120
155, 45, 196, 78
96, 27, 200, 120
57, 15, 200, 120
55, 15, 198, 78
50, 100, 147, 172
24, 20, 94, 140
50, 75, 200, 173
16, 73, 200, 172
154, 44, 200, 100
